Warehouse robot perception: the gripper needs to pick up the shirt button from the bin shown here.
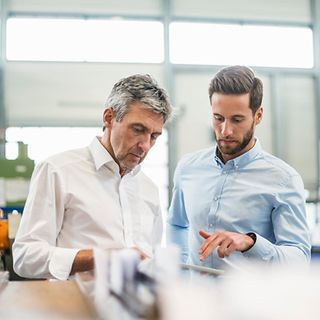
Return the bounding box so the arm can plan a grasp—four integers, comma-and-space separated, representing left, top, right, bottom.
209, 224, 213, 228
214, 196, 219, 201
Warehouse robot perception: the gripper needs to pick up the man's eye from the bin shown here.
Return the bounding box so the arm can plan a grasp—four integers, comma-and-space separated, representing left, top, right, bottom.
151, 134, 159, 141
214, 116, 223, 121
133, 126, 144, 133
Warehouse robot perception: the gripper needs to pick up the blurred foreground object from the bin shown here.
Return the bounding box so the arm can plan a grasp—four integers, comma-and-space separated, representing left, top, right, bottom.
160, 262, 320, 320
76, 245, 222, 320
0, 271, 9, 291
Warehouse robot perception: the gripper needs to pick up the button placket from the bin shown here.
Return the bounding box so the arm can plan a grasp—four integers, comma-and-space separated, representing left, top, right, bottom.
118, 177, 134, 247
207, 173, 224, 230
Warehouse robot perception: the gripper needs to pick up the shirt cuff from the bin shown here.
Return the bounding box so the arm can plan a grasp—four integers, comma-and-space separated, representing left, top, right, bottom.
49, 247, 80, 280
136, 243, 153, 259
242, 233, 274, 261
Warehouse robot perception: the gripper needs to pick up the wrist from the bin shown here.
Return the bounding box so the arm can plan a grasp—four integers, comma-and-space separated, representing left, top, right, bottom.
242, 232, 256, 252
71, 249, 94, 275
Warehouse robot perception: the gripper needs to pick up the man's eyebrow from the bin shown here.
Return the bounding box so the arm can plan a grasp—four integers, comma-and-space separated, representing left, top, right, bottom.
232, 115, 246, 118
131, 122, 145, 127
131, 122, 162, 135
213, 113, 245, 118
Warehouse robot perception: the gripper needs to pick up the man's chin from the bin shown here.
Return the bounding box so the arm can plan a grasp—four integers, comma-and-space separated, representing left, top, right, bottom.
218, 144, 238, 155
125, 159, 141, 170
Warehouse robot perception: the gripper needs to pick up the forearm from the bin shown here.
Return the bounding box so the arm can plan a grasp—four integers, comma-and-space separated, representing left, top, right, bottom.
242, 233, 310, 265
70, 249, 94, 274
13, 239, 80, 279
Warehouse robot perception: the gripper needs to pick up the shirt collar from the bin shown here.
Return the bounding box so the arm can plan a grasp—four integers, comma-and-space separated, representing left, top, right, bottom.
214, 138, 262, 168
89, 137, 141, 176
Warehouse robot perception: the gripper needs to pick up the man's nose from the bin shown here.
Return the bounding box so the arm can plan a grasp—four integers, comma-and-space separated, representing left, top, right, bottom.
137, 136, 151, 153
221, 121, 233, 136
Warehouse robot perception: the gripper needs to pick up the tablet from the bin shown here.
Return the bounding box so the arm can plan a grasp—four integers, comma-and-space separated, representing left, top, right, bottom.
180, 263, 225, 276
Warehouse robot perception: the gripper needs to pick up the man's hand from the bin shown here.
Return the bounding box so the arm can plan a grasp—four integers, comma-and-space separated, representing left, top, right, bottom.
131, 247, 149, 260
70, 247, 148, 275
198, 230, 254, 260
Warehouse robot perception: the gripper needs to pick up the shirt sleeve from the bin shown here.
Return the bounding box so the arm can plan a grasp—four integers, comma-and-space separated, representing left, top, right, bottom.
167, 162, 189, 263
152, 205, 164, 249
243, 174, 311, 266
12, 161, 79, 280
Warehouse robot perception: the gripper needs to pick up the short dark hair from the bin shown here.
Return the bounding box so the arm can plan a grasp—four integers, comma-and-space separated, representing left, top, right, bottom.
208, 65, 263, 114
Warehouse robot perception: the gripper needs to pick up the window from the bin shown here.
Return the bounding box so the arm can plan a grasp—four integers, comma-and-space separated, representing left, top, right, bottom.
5, 127, 102, 160
6, 18, 164, 63
170, 22, 313, 68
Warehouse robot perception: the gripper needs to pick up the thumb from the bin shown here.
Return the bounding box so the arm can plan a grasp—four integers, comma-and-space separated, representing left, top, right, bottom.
132, 247, 149, 260
199, 229, 211, 239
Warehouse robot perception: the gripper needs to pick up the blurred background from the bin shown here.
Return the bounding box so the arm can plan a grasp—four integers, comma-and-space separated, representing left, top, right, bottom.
0, 0, 320, 251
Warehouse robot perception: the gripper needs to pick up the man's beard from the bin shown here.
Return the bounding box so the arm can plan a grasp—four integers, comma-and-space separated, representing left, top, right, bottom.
215, 122, 254, 156
117, 147, 146, 171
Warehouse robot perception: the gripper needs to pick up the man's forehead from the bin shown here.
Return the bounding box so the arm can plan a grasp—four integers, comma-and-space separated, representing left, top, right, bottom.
124, 104, 163, 122
211, 93, 251, 113
122, 113, 163, 133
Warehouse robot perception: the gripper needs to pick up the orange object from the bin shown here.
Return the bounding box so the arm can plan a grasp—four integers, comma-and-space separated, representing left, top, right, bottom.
0, 219, 9, 250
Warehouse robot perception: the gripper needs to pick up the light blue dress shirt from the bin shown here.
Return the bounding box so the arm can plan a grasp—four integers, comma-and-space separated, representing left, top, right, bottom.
167, 139, 311, 270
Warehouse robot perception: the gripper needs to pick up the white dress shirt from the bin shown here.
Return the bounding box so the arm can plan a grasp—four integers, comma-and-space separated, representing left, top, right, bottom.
13, 137, 163, 280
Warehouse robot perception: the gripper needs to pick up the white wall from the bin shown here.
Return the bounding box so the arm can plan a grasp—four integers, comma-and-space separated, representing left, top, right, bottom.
277, 76, 317, 191
172, 0, 311, 23
8, 0, 162, 16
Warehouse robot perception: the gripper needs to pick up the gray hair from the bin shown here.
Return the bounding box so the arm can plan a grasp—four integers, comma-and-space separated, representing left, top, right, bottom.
209, 65, 263, 114
105, 74, 172, 123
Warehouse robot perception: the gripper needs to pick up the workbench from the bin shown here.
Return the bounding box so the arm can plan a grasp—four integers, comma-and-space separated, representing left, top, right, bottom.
0, 280, 97, 319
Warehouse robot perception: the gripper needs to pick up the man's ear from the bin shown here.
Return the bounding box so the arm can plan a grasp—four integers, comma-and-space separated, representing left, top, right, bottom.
255, 106, 263, 125
103, 108, 115, 129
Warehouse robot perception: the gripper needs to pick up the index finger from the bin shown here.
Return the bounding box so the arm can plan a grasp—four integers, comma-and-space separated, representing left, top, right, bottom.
199, 232, 219, 254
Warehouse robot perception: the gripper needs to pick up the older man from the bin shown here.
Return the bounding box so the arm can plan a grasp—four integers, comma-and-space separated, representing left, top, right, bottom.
13, 74, 172, 279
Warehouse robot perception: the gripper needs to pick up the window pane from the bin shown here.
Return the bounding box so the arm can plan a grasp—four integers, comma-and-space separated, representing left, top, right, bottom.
84, 20, 164, 63
7, 18, 85, 61
5, 127, 102, 161
6, 18, 164, 63
170, 22, 313, 68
